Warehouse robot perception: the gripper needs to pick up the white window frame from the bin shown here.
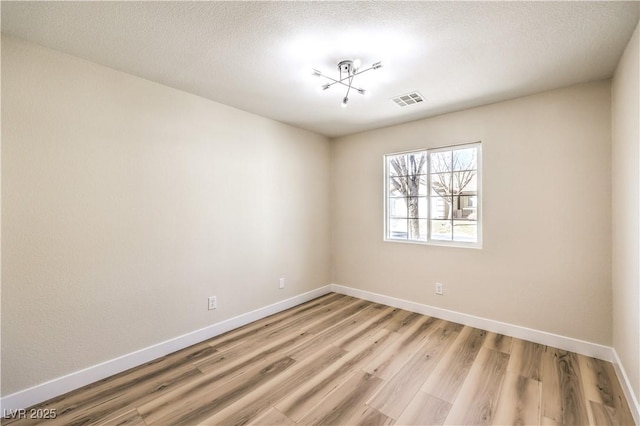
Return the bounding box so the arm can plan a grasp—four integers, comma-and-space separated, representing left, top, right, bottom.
383, 142, 482, 249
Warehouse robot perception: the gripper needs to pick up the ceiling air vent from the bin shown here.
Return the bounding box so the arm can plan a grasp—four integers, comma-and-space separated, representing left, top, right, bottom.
391, 91, 425, 107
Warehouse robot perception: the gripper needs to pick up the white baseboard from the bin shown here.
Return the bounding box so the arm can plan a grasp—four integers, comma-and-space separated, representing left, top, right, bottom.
0, 285, 332, 412
612, 349, 640, 425
331, 284, 614, 361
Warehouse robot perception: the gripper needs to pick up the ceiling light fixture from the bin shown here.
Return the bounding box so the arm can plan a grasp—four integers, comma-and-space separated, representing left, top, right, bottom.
312, 59, 382, 107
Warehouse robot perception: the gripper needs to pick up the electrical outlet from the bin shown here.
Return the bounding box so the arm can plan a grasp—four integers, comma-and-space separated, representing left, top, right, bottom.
435, 283, 444, 295
208, 296, 217, 310
279, 278, 285, 289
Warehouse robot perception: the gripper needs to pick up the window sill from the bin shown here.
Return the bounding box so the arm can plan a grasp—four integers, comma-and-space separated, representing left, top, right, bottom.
383, 237, 482, 249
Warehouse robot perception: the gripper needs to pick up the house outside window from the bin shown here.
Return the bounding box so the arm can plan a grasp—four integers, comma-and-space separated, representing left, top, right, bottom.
384, 142, 482, 247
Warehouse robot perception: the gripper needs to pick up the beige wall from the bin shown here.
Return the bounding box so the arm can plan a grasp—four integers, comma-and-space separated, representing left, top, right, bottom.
332, 81, 612, 345
1, 36, 332, 395
612, 20, 640, 401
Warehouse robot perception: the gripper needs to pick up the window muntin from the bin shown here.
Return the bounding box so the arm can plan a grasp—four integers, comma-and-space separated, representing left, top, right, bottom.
384, 143, 481, 247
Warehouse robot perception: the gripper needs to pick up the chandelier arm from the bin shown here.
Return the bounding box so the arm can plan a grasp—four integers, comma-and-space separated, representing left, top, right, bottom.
320, 74, 365, 92
320, 73, 356, 85
351, 66, 377, 77
323, 79, 365, 92
344, 74, 354, 99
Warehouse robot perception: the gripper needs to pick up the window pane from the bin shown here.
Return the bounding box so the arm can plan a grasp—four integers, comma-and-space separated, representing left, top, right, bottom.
418, 175, 428, 195
407, 197, 428, 219
389, 218, 408, 239
406, 152, 427, 175
388, 152, 427, 177
408, 219, 427, 241
419, 197, 427, 218
430, 151, 452, 173
389, 197, 408, 218
453, 220, 477, 242
452, 171, 477, 193
452, 195, 478, 220
393, 174, 428, 197
389, 176, 407, 196
452, 147, 477, 171
430, 196, 451, 220
430, 220, 452, 241
405, 175, 425, 197
430, 172, 452, 195
388, 154, 408, 177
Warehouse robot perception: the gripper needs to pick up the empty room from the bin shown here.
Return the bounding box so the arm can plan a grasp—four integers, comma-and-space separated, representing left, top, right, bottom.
1, 1, 639, 425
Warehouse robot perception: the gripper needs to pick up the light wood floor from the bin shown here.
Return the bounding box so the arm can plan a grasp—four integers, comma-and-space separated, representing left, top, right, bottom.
3, 293, 635, 426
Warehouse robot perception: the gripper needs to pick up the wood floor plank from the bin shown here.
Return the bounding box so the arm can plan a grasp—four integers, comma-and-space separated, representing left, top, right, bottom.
579, 354, 608, 406
198, 345, 346, 425
542, 347, 590, 425
542, 416, 562, 425
383, 309, 422, 333
206, 292, 342, 346
275, 328, 397, 422
334, 306, 400, 351
395, 391, 451, 425
558, 350, 590, 426
508, 338, 544, 381
287, 303, 391, 361
421, 325, 487, 403
143, 356, 297, 425
301, 299, 373, 336
443, 347, 509, 425
483, 331, 513, 354
138, 338, 307, 425
204, 294, 355, 354
362, 315, 442, 381
542, 346, 564, 423
4, 294, 635, 426
207, 297, 362, 359
297, 370, 383, 426
247, 407, 295, 426
591, 358, 636, 425
20, 343, 211, 426
367, 321, 462, 419
58, 369, 202, 425
93, 408, 147, 426
590, 401, 617, 426
353, 407, 395, 426
493, 371, 541, 425
587, 400, 635, 426
194, 329, 312, 375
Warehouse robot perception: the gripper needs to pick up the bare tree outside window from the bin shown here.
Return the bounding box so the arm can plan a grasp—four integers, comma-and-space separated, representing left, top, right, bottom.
388, 153, 426, 239
430, 148, 477, 220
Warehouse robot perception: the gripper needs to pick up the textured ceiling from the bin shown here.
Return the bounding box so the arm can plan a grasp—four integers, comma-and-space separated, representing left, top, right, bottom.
2, 1, 639, 138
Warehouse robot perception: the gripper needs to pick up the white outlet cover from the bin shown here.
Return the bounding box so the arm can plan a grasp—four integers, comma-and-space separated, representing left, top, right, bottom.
208, 296, 217, 310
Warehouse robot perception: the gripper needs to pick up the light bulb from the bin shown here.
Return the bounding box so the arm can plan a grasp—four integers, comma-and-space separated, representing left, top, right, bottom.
342, 97, 349, 107
353, 58, 362, 70
312, 68, 322, 77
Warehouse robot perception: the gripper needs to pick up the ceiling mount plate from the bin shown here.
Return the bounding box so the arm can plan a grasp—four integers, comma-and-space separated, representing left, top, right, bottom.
338, 60, 354, 74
